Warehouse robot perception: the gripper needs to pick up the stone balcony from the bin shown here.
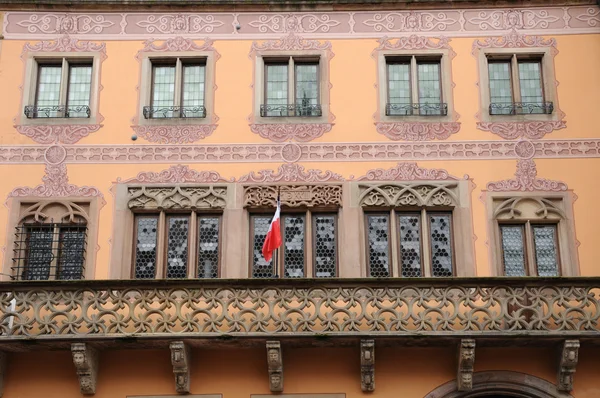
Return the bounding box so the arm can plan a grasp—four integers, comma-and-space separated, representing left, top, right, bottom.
0, 277, 599, 351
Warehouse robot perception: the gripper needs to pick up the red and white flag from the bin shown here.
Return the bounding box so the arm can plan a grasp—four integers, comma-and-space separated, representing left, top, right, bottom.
262, 199, 282, 262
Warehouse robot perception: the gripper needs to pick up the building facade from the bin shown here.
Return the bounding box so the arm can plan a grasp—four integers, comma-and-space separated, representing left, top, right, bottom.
0, 0, 599, 397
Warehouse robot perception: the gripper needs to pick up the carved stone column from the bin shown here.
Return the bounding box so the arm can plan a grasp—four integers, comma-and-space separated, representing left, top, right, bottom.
71, 343, 98, 395
457, 339, 476, 391
266, 341, 283, 392
558, 339, 579, 392
170, 341, 191, 393
360, 339, 375, 392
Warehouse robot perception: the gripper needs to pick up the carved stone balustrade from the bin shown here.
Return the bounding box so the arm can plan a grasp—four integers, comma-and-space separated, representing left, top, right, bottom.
0, 278, 599, 351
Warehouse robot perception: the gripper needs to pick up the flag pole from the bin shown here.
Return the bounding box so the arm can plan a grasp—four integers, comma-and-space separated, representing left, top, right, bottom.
273, 187, 281, 279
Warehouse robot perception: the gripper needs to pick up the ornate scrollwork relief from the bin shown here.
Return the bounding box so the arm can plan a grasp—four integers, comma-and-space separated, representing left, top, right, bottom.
131, 124, 217, 145
457, 339, 476, 391
558, 339, 579, 392
244, 185, 342, 208
355, 162, 456, 181
71, 343, 98, 395
127, 186, 227, 210
170, 341, 191, 394
360, 339, 375, 392
238, 163, 344, 183
373, 36, 460, 141
119, 165, 230, 184
358, 183, 459, 207
472, 30, 566, 139
486, 159, 568, 192
16, 36, 106, 145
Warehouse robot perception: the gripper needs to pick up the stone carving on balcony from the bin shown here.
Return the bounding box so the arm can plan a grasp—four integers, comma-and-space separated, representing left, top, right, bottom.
244, 185, 342, 208
71, 343, 98, 395
358, 183, 459, 207
127, 186, 227, 210
457, 339, 476, 391
266, 341, 283, 392
170, 341, 191, 394
360, 339, 375, 392
557, 339, 579, 392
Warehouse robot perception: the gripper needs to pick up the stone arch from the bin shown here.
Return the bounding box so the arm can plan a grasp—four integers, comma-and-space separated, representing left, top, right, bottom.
424, 371, 573, 398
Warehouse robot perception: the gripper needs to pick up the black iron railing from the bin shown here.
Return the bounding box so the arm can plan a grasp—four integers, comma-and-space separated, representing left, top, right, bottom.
260, 104, 322, 117
143, 106, 207, 119
489, 102, 554, 115
386, 103, 448, 116
24, 105, 90, 119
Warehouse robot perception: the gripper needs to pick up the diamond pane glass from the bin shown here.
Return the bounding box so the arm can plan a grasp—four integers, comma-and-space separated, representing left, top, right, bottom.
134, 216, 158, 279
57, 226, 86, 280
295, 63, 319, 115
36, 65, 62, 117
252, 216, 273, 278
23, 225, 54, 280
314, 215, 336, 278
488, 62, 513, 114
151, 64, 176, 117
387, 62, 411, 115
429, 214, 453, 277
197, 216, 219, 279
518, 61, 544, 112
417, 61, 442, 115
182, 64, 205, 117
398, 214, 422, 277
283, 215, 305, 278
532, 225, 559, 276
265, 64, 288, 116
367, 214, 390, 277
500, 225, 526, 276
166, 216, 189, 278
67, 65, 92, 117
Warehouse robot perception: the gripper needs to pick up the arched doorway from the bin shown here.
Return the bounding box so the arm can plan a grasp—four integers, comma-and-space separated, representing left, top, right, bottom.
424, 371, 573, 398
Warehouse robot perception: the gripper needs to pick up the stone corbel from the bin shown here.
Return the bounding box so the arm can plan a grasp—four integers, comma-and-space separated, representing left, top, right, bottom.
558, 339, 579, 392
71, 343, 98, 395
457, 339, 476, 391
170, 341, 191, 394
361, 339, 375, 392
0, 351, 6, 397
266, 341, 283, 392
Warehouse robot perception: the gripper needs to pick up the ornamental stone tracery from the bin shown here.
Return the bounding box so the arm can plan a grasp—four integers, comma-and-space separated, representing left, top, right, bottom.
244, 185, 342, 208
127, 185, 228, 210
358, 182, 459, 207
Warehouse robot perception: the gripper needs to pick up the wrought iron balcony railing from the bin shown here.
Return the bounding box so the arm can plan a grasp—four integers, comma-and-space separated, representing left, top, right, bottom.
143, 106, 207, 119
386, 103, 448, 116
0, 278, 599, 341
24, 105, 90, 119
260, 104, 322, 117
489, 102, 554, 115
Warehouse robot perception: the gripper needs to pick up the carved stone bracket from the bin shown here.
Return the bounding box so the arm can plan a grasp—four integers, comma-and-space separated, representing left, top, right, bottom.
127, 185, 227, 210
557, 339, 579, 392
71, 343, 98, 395
457, 339, 476, 391
0, 351, 6, 398
131, 124, 218, 144
170, 341, 191, 394
358, 182, 459, 207
266, 341, 283, 392
360, 339, 375, 392
244, 184, 342, 208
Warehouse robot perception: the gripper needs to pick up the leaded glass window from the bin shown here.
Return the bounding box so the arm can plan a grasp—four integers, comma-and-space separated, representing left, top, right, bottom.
385, 56, 444, 116
366, 210, 454, 277
265, 64, 288, 116
133, 213, 221, 279
498, 223, 560, 277
488, 62, 513, 115
148, 58, 206, 119
12, 223, 87, 281
33, 60, 93, 118
251, 212, 338, 278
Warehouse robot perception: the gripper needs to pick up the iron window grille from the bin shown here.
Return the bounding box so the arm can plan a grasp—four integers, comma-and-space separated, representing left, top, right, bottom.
24, 105, 91, 119
385, 103, 448, 116
133, 213, 222, 279
260, 104, 322, 117
250, 212, 337, 279
143, 106, 207, 119
366, 210, 455, 278
12, 222, 87, 281
489, 102, 553, 115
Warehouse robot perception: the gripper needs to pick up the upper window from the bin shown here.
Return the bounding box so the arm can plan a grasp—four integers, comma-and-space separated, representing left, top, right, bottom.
499, 223, 559, 276
261, 57, 321, 118
145, 58, 207, 119
250, 212, 337, 278
25, 59, 93, 119
385, 56, 446, 117
133, 212, 221, 279
487, 55, 552, 116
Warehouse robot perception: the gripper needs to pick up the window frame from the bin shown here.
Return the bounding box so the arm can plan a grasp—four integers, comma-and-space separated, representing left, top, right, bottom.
132, 210, 223, 279
19, 53, 102, 126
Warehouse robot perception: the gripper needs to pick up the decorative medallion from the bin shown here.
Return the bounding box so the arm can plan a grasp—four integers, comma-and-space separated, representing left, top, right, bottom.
514, 140, 536, 159
44, 145, 67, 165
281, 143, 302, 163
